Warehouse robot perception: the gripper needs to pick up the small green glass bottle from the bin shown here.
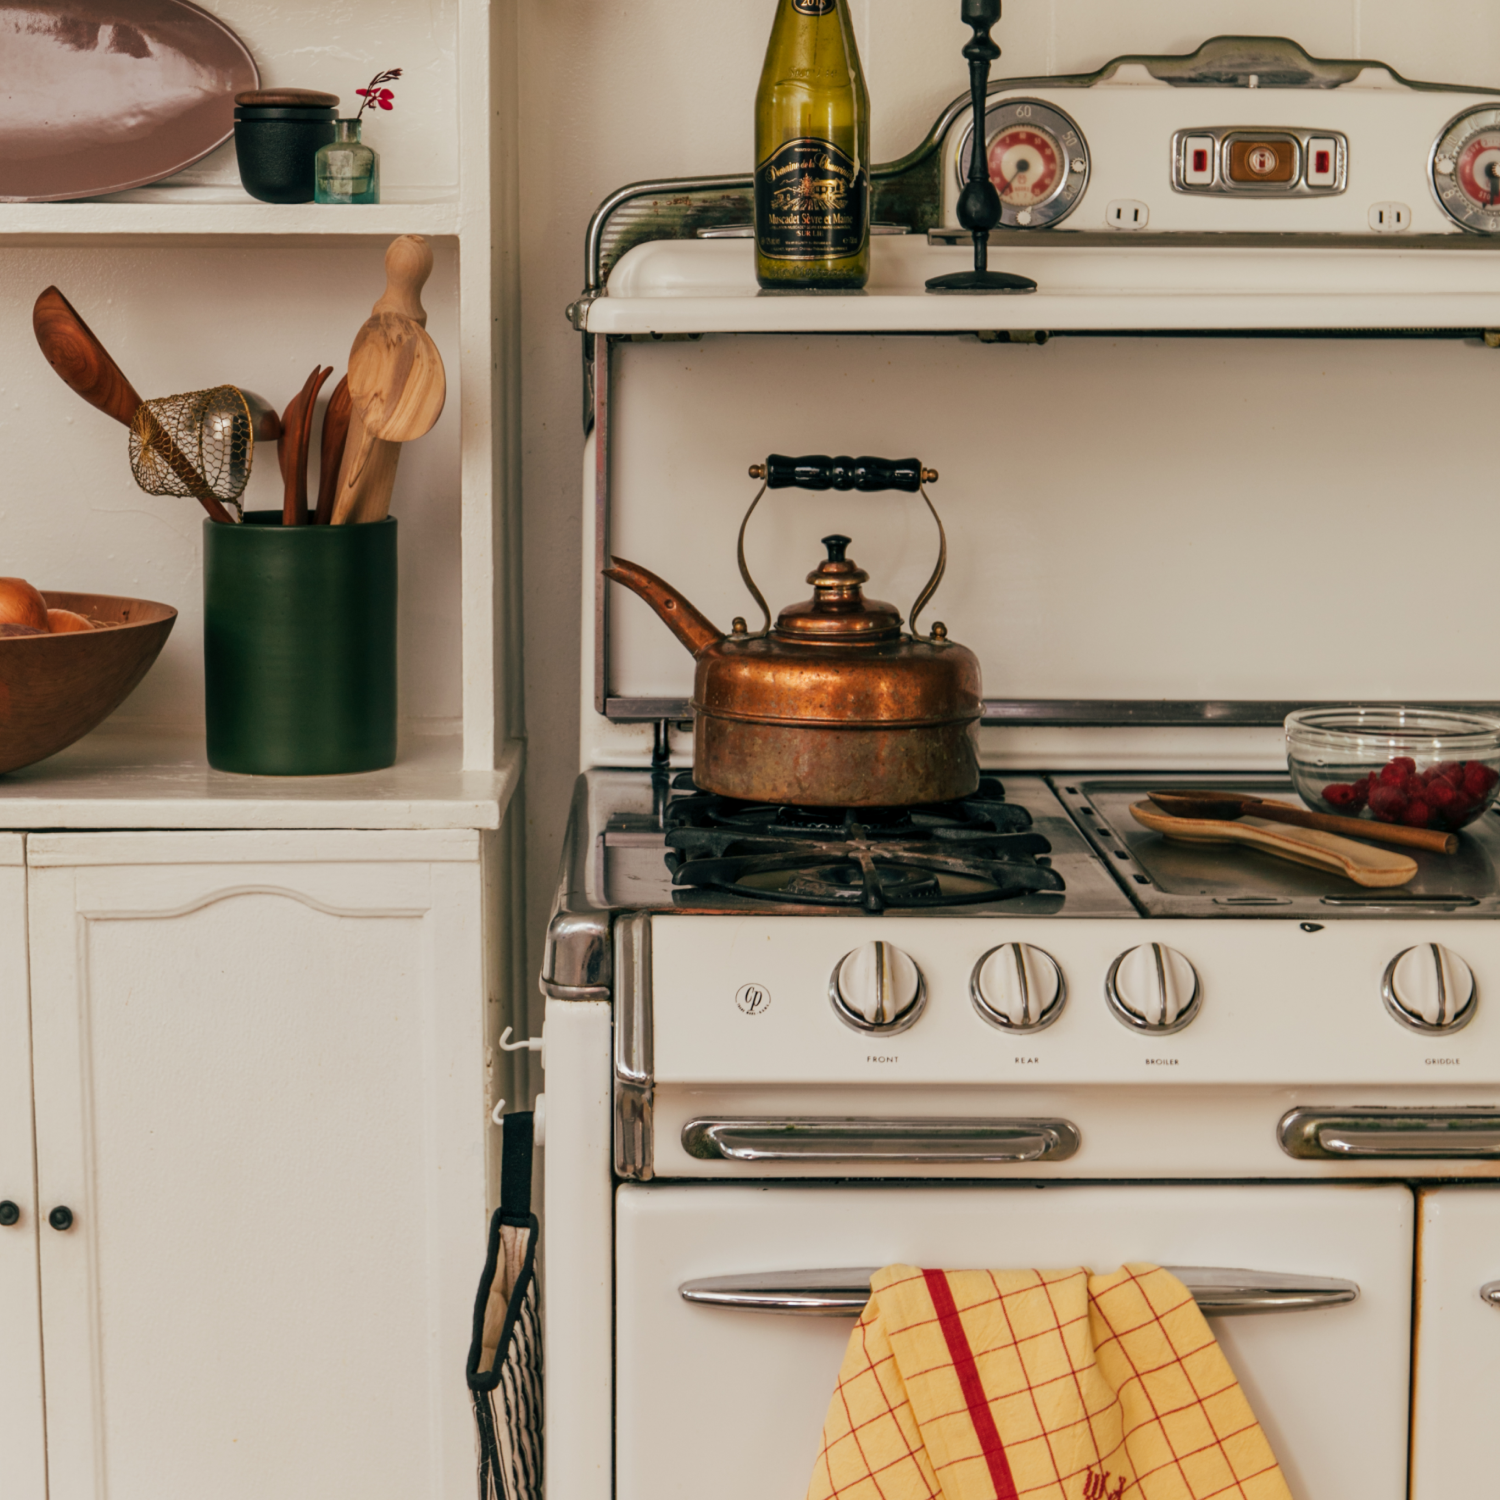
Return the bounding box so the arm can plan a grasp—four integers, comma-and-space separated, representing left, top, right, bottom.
754, 0, 871, 289
314, 119, 379, 205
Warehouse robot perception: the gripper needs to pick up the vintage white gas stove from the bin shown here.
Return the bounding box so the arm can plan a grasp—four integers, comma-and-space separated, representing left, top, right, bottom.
542, 37, 1500, 1500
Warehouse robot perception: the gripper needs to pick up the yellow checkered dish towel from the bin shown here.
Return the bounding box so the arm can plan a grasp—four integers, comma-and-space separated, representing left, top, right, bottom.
807, 1264, 1292, 1500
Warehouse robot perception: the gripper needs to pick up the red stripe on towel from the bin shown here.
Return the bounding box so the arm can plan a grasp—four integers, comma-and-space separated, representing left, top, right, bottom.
922, 1269, 1019, 1500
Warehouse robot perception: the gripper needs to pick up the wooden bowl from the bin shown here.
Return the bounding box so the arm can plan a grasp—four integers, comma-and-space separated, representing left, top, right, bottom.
0, 592, 177, 775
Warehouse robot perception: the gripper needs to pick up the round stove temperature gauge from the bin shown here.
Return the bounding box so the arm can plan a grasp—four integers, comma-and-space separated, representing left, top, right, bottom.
1431, 105, 1500, 233
957, 99, 1089, 229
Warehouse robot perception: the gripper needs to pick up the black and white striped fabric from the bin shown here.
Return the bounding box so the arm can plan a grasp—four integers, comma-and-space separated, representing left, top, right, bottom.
468, 1110, 542, 1500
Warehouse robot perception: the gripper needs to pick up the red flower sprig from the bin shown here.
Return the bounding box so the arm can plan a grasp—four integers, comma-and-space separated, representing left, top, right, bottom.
355, 68, 402, 119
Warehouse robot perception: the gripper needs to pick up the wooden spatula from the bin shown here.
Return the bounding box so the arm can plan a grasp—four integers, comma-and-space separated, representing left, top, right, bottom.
314, 374, 352, 525
1129, 802, 1418, 888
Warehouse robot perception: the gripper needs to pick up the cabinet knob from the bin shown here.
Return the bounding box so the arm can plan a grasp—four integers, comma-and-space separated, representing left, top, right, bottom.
0, 1200, 18, 1227
48, 1206, 74, 1232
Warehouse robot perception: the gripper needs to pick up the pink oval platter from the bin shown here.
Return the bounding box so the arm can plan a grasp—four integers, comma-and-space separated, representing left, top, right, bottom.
0, 1, 258, 202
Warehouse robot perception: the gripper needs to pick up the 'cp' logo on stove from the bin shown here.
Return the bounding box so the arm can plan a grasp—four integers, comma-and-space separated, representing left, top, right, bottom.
736, 983, 772, 1015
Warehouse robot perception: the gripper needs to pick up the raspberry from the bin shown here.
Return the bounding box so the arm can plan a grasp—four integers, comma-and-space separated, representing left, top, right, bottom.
1402, 800, 1431, 828
1348, 778, 1370, 809
1427, 782, 1459, 815
1378, 761, 1411, 788
1321, 783, 1360, 811
1368, 785, 1408, 823
1464, 761, 1499, 798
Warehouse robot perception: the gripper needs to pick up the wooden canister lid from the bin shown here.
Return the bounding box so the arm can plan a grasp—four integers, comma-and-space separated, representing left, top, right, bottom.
235, 88, 339, 108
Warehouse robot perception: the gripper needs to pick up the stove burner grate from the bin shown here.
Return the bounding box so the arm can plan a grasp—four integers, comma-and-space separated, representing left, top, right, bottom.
662, 775, 1067, 912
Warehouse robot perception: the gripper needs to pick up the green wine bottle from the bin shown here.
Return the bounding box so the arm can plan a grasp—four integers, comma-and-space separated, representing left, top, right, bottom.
754, 0, 870, 290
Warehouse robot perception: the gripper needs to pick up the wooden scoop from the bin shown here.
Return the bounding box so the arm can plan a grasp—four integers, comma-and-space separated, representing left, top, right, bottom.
331, 235, 444, 525
33, 286, 234, 524
1149, 789, 1458, 856
1130, 803, 1418, 888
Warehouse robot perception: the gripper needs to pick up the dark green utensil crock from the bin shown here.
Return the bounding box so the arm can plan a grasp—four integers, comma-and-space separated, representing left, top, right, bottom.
204, 514, 396, 775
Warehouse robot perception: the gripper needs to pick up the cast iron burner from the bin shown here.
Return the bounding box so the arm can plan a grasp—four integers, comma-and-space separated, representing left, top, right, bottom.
662, 774, 1066, 912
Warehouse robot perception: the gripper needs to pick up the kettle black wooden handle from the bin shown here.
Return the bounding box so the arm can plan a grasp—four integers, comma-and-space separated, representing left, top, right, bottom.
754, 455, 933, 492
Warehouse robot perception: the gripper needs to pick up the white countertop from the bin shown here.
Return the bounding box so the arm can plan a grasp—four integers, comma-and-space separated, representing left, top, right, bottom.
0, 728, 521, 831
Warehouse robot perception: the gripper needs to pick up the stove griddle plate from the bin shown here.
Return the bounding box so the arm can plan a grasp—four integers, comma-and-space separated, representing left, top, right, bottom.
1057, 775, 1500, 917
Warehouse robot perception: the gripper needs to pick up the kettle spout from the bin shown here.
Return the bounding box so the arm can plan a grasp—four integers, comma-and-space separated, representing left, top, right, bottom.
604, 557, 724, 657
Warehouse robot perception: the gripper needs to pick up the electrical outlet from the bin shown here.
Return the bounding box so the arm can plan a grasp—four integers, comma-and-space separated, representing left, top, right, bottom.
1368, 201, 1411, 233
1106, 199, 1150, 230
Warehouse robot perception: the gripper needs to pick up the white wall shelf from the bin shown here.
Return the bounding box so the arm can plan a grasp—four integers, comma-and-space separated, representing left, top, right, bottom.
583, 236, 1500, 335
0, 189, 462, 244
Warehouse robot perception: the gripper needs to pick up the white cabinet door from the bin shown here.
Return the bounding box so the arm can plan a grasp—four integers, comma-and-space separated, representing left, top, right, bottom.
618, 1181, 1415, 1500
26, 830, 488, 1500
0, 835, 45, 1499
1411, 1185, 1500, 1496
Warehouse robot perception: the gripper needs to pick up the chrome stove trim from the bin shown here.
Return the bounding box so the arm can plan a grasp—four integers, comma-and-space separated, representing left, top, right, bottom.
1280, 1107, 1500, 1160
604, 697, 1500, 728
679, 1265, 1359, 1317
614, 914, 654, 1181
540, 774, 613, 1000
681, 1117, 1081, 1164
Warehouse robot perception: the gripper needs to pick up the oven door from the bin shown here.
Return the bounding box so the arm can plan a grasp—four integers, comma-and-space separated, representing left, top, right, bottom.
616, 1182, 1413, 1500
1411, 1185, 1500, 1495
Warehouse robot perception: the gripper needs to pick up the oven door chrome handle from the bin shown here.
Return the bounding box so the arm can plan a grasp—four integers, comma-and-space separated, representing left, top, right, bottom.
679, 1266, 1359, 1318
681, 1117, 1081, 1164
1279, 1107, 1500, 1160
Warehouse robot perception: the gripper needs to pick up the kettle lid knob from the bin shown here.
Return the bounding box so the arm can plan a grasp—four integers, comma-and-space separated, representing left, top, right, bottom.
822, 534, 851, 562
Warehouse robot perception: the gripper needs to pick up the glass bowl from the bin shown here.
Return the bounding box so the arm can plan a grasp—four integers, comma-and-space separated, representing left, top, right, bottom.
1286, 707, 1500, 833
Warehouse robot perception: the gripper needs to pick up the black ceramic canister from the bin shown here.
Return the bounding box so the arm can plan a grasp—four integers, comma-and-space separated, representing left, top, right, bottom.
234, 89, 338, 203
203, 514, 396, 775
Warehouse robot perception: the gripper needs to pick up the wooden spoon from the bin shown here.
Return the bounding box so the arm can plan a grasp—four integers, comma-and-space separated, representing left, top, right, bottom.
33, 286, 234, 524
1149, 789, 1458, 856
1130, 803, 1418, 888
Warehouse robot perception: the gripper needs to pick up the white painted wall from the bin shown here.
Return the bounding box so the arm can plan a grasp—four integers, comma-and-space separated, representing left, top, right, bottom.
514, 0, 1500, 973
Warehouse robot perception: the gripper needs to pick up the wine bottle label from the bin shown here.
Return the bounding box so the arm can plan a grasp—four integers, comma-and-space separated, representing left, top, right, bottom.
790, 0, 836, 13
755, 138, 867, 261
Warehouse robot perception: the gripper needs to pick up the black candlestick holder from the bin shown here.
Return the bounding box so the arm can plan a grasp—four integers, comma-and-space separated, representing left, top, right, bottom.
925, 0, 1037, 295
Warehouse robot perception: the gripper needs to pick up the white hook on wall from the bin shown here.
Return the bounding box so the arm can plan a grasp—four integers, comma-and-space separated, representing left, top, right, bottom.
499, 1026, 544, 1059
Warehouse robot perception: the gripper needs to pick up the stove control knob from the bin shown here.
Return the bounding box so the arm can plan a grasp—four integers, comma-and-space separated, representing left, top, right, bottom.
971, 943, 1066, 1033
1383, 944, 1477, 1033
831, 941, 926, 1033
1106, 943, 1201, 1034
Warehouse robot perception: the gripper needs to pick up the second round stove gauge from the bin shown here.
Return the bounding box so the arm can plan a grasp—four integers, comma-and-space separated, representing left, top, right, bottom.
1432, 105, 1500, 232
957, 99, 1089, 229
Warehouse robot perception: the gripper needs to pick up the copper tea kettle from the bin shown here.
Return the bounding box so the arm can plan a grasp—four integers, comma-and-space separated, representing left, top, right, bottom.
604, 455, 982, 807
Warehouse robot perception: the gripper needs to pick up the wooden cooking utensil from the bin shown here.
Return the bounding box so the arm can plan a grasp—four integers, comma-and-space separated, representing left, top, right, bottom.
331, 235, 442, 525
314, 374, 352, 524
33, 286, 235, 524
1130, 802, 1418, 888
1149, 789, 1458, 856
